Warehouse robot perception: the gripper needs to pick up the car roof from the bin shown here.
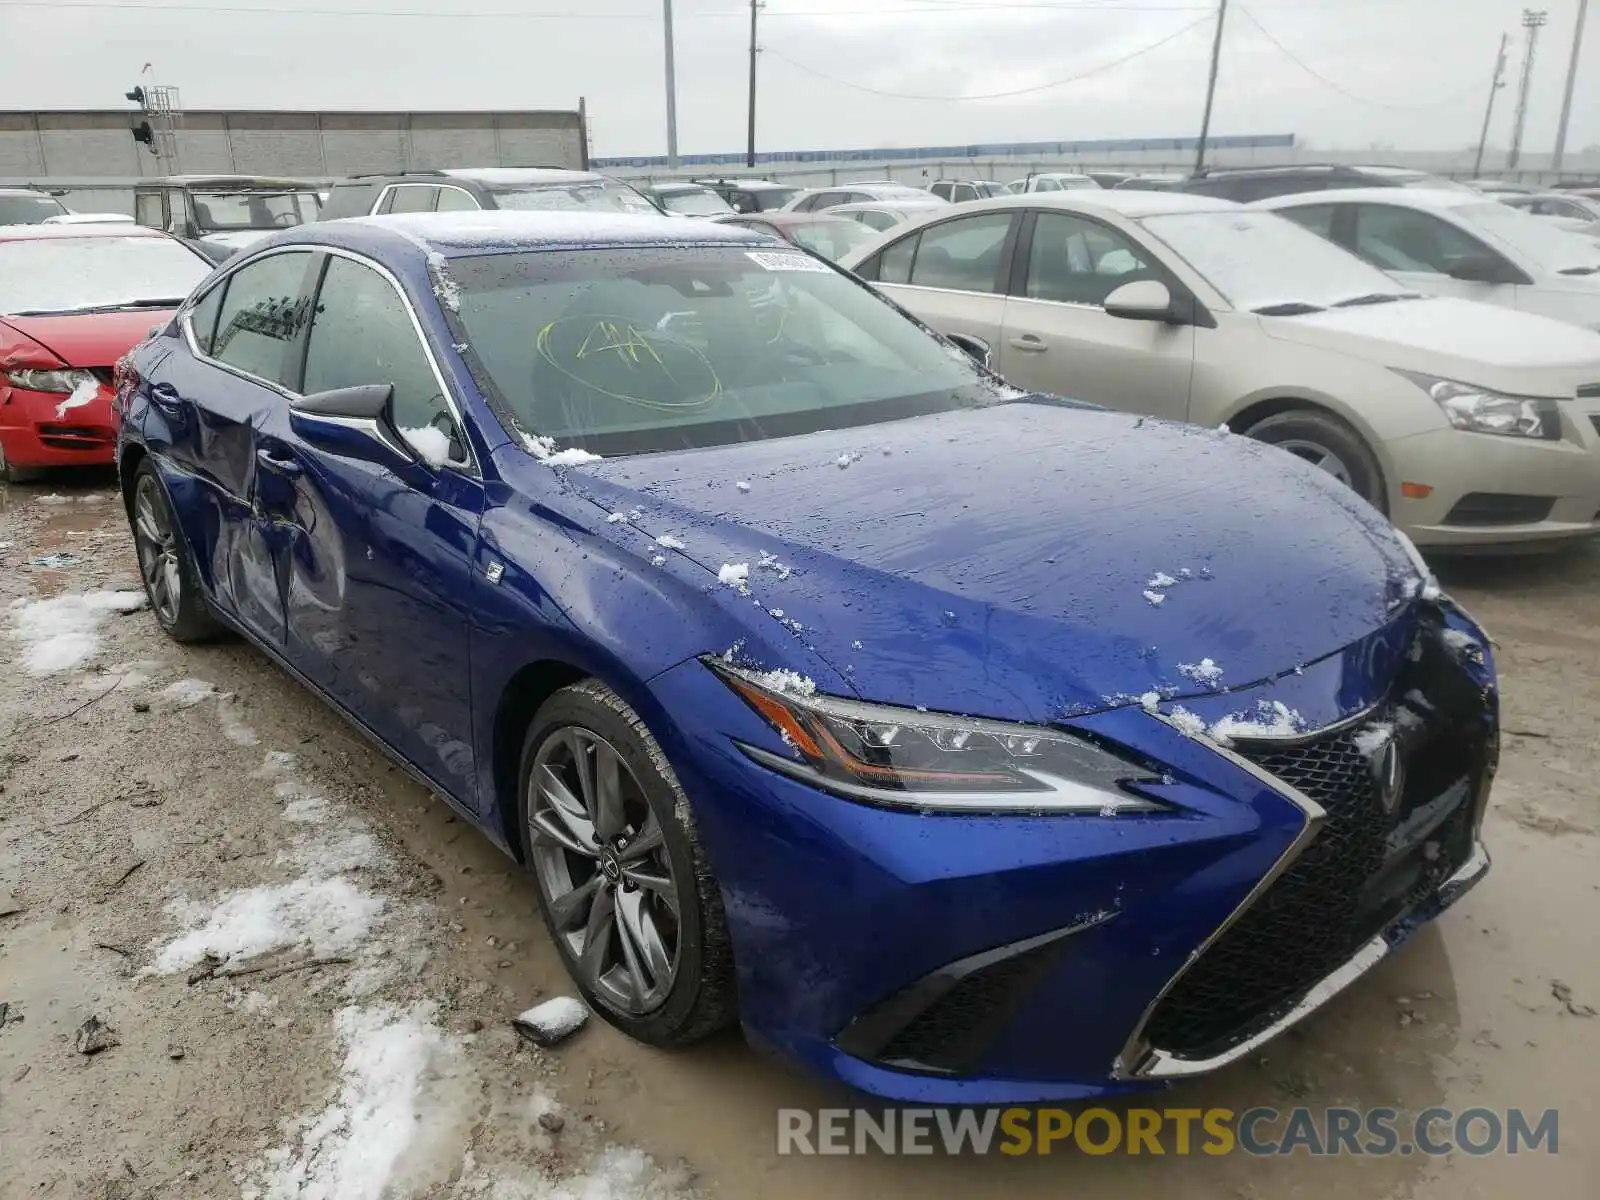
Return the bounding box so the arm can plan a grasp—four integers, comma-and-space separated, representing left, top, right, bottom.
1257, 187, 1483, 210
960, 190, 1243, 218
0, 187, 57, 197
437, 167, 604, 186
718, 211, 857, 228
648, 181, 716, 194
280, 210, 767, 257
0, 222, 168, 243
142, 175, 315, 189
826, 199, 947, 214
696, 178, 792, 191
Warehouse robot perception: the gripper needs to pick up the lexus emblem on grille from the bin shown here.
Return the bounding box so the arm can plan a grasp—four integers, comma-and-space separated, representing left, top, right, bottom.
1377, 740, 1406, 813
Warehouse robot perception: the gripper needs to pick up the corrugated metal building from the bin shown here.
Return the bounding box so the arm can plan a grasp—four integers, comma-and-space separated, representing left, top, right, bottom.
0, 108, 587, 181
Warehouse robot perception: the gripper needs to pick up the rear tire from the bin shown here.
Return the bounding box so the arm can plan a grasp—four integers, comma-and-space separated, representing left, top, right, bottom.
518, 679, 736, 1048
1243, 408, 1387, 514
130, 460, 223, 643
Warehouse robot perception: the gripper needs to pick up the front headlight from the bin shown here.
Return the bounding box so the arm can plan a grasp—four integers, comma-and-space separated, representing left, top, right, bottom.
4, 367, 95, 395
1395, 370, 1561, 439
709, 659, 1165, 813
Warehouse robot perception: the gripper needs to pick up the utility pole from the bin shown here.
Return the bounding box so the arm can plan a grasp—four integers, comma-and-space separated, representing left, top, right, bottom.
663, 0, 680, 168
1508, 9, 1548, 170
1194, 0, 1228, 175
1473, 33, 1510, 177
1552, 0, 1590, 173
746, 0, 761, 169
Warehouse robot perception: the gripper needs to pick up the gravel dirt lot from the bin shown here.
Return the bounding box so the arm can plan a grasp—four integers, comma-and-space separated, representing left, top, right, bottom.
0, 470, 1595, 1199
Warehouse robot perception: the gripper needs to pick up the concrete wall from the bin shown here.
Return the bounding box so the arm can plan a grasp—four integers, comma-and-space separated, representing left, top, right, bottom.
0, 109, 586, 182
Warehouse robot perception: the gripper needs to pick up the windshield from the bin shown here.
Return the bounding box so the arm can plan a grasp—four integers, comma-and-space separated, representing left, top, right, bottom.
788, 221, 874, 263
191, 190, 320, 232
660, 189, 734, 216
0, 236, 210, 316
741, 187, 799, 212
1140, 209, 1414, 313
0, 194, 69, 224
448, 245, 1001, 456
1456, 201, 1600, 272
489, 181, 659, 215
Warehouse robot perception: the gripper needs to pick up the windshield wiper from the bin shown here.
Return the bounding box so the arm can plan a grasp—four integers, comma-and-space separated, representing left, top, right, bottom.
1558, 265, 1600, 276
1252, 301, 1325, 316
1332, 292, 1419, 307
24, 298, 187, 316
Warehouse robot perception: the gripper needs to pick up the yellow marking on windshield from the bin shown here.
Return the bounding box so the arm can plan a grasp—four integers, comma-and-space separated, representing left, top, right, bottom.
575, 320, 665, 368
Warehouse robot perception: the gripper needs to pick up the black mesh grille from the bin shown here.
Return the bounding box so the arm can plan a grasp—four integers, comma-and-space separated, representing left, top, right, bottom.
1143, 629, 1489, 1061
860, 935, 1069, 1074
1143, 728, 1393, 1057
1443, 493, 1555, 527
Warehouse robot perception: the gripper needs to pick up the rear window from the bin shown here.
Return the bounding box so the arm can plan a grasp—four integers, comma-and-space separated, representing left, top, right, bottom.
0, 236, 210, 316
0, 194, 69, 224
191, 191, 320, 232
321, 181, 383, 219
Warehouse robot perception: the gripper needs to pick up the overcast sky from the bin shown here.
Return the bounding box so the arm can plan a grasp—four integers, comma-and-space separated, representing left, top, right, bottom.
1, 0, 1594, 159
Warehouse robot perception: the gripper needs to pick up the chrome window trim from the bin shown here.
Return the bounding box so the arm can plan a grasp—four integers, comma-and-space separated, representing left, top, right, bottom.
433, 184, 483, 211
178, 243, 478, 478
373, 182, 436, 215
1111, 710, 1328, 1079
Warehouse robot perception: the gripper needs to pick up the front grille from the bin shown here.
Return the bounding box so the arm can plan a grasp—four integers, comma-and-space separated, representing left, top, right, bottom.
1443, 492, 1555, 527
1143, 623, 1490, 1061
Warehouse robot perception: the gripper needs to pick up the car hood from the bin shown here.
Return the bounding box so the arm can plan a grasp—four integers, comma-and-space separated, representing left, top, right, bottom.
1258, 296, 1600, 397
0, 309, 174, 368
570, 401, 1419, 723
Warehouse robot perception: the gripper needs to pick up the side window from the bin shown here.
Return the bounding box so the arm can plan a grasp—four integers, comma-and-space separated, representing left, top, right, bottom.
383, 185, 437, 214
953, 184, 976, 203
210, 252, 314, 384
164, 189, 187, 232
1352, 205, 1493, 274
434, 187, 480, 213
878, 235, 917, 283
1023, 212, 1156, 306
1034, 178, 1060, 193
134, 192, 163, 228
930, 182, 952, 201
303, 256, 462, 465
860, 210, 897, 233
906, 213, 1013, 293
186, 284, 225, 356
1276, 203, 1338, 239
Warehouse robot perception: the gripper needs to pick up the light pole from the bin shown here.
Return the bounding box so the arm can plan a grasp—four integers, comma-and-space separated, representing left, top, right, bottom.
1508, 9, 1548, 170
1552, 0, 1590, 172
663, 0, 680, 168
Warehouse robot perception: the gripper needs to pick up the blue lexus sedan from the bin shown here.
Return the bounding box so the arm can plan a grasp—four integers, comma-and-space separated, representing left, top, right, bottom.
114, 211, 1497, 1103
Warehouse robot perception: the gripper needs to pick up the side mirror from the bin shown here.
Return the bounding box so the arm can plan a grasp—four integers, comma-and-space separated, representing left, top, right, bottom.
289, 384, 417, 465
1446, 254, 1516, 284
1104, 279, 1176, 322
944, 332, 992, 370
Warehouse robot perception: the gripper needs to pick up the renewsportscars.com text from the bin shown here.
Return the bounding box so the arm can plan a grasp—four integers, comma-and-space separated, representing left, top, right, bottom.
776, 1106, 1559, 1157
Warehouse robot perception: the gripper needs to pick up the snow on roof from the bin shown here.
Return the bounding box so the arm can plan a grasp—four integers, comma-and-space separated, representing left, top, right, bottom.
0, 222, 167, 243
354, 209, 765, 253
1256, 186, 1482, 210
439, 166, 601, 185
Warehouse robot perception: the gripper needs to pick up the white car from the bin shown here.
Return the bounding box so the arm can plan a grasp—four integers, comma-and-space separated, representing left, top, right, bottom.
825, 198, 950, 233
1013, 172, 1101, 193
782, 183, 942, 213
838, 190, 1600, 549
1255, 188, 1600, 330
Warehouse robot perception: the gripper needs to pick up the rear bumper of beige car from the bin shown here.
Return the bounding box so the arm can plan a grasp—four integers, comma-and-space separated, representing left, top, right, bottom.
1387, 411, 1600, 549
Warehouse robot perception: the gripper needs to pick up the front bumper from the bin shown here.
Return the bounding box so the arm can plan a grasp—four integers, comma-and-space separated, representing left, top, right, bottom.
1387, 411, 1600, 548
652, 603, 1497, 1104
0, 382, 116, 469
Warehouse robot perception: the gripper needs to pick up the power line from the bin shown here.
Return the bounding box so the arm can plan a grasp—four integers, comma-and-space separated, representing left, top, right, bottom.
765, 13, 1211, 100
1234, 5, 1483, 112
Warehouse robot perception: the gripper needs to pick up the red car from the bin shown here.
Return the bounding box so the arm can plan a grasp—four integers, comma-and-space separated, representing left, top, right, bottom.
0, 225, 212, 482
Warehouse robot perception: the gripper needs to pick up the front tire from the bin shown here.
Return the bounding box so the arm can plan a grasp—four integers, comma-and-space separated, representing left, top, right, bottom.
519, 679, 736, 1047
130, 461, 223, 643
1243, 407, 1387, 514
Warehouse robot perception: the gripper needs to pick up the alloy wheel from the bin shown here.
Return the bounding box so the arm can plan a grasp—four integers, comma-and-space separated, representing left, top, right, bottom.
132, 475, 182, 627
1276, 438, 1354, 487
527, 727, 681, 1015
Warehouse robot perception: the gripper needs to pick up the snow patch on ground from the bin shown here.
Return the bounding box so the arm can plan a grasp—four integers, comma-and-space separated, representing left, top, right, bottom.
162, 678, 219, 708
453, 1144, 694, 1200
6, 590, 148, 674
149, 877, 387, 975
514, 996, 589, 1045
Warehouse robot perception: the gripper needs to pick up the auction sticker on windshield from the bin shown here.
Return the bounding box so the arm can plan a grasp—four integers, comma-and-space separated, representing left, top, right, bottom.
746, 250, 831, 272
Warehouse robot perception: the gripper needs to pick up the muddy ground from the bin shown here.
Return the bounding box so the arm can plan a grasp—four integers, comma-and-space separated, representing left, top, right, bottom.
0, 471, 1595, 1199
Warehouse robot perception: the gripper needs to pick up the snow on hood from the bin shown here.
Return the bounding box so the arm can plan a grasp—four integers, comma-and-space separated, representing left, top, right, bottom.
1260, 295, 1600, 396
570, 402, 1420, 724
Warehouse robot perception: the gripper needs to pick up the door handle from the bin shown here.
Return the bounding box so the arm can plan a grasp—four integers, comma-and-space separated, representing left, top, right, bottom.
1008, 334, 1048, 352
256, 446, 304, 478
149, 382, 182, 412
